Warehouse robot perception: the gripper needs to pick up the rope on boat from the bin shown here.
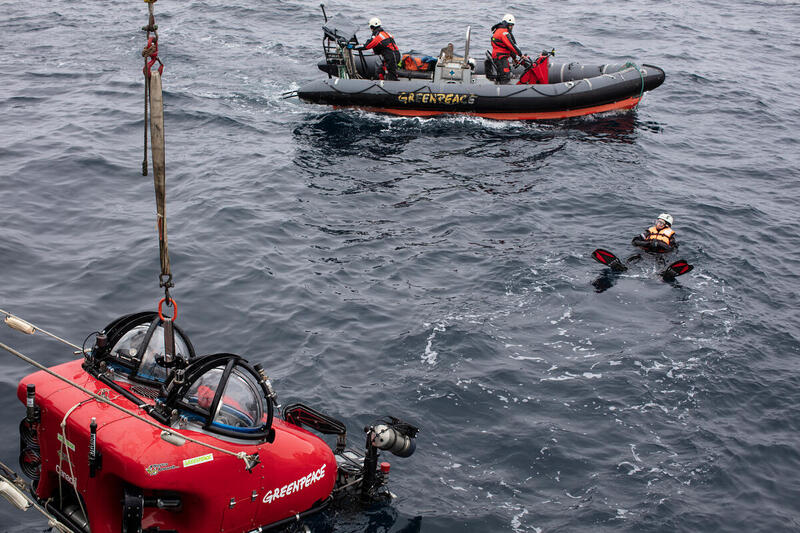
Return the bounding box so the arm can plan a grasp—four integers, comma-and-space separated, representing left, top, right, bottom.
481, 79, 583, 99
623, 61, 645, 106
405, 84, 435, 95
326, 77, 585, 101
327, 79, 438, 97
327, 80, 390, 96
0, 313, 259, 471
502, 87, 533, 98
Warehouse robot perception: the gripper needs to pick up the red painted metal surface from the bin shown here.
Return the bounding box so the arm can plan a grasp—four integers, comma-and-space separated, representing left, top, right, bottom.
18, 359, 336, 533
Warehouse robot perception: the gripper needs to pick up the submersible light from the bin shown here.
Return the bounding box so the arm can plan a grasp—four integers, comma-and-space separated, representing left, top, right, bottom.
371, 424, 416, 458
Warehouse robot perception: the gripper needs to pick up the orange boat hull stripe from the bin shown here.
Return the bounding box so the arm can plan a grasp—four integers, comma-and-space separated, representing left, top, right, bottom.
333, 96, 642, 120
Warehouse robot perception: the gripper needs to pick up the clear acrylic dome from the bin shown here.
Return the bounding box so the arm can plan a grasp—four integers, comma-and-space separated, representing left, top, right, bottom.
92, 312, 195, 386
111, 323, 192, 383
161, 353, 274, 442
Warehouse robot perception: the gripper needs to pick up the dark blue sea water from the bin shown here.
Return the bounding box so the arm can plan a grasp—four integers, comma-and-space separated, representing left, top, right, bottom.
2, 1, 800, 532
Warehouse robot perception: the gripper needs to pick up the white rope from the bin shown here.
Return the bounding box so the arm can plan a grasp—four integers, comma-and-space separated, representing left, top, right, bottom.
58, 400, 91, 521
0, 466, 72, 533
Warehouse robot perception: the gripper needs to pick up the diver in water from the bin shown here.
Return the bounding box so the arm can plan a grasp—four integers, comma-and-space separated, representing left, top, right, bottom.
591, 212, 691, 291
361, 17, 401, 81
631, 213, 678, 253
490, 13, 526, 84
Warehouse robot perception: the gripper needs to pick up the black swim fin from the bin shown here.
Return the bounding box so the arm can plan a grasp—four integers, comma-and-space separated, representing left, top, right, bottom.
591, 248, 628, 272
661, 259, 693, 280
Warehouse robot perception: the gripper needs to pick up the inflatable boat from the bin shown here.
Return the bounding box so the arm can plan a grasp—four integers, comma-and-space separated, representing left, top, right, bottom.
1, 310, 418, 533
294, 15, 666, 120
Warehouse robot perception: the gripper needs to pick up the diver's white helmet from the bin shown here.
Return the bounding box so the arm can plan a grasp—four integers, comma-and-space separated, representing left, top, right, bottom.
369, 17, 381, 29
657, 213, 673, 226
503, 13, 516, 25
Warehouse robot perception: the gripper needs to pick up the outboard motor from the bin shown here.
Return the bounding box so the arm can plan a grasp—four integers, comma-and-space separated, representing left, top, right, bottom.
485, 51, 497, 81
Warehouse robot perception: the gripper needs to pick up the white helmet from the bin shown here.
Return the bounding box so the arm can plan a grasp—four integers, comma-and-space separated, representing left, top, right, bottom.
657, 213, 673, 226
503, 13, 516, 25
368, 17, 381, 29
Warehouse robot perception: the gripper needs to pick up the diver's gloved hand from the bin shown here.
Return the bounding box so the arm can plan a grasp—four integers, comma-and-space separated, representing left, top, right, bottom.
646, 240, 673, 253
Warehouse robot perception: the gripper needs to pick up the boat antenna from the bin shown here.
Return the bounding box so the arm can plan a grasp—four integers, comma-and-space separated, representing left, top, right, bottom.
320, 3, 328, 23
463, 26, 471, 70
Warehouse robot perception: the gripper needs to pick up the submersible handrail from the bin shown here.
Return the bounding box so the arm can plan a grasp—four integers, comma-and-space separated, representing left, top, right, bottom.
0, 310, 259, 471
1, 308, 84, 352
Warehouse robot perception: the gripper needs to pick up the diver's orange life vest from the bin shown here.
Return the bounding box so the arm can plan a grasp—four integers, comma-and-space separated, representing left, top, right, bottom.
646, 226, 675, 245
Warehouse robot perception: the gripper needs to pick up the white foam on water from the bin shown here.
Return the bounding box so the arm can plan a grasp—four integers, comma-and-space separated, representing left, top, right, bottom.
422, 321, 446, 365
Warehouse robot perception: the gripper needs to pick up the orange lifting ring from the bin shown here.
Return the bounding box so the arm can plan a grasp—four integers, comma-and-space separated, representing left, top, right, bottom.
158, 297, 177, 321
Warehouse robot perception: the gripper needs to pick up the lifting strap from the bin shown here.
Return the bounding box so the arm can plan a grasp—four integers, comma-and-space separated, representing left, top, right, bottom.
141, 0, 164, 176
140, 1, 175, 356
148, 70, 171, 297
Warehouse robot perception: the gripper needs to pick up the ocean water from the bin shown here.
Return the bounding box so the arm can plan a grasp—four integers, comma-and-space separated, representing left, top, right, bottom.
2, 1, 800, 532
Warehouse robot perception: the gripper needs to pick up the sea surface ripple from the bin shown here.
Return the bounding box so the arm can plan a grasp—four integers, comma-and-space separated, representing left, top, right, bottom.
2, 1, 800, 532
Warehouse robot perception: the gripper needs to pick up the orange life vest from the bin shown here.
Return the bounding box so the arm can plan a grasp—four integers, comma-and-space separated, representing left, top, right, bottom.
401, 54, 430, 71
646, 225, 675, 245
365, 30, 399, 53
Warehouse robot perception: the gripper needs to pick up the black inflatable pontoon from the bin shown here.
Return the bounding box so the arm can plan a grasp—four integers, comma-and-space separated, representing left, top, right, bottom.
295, 15, 665, 120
